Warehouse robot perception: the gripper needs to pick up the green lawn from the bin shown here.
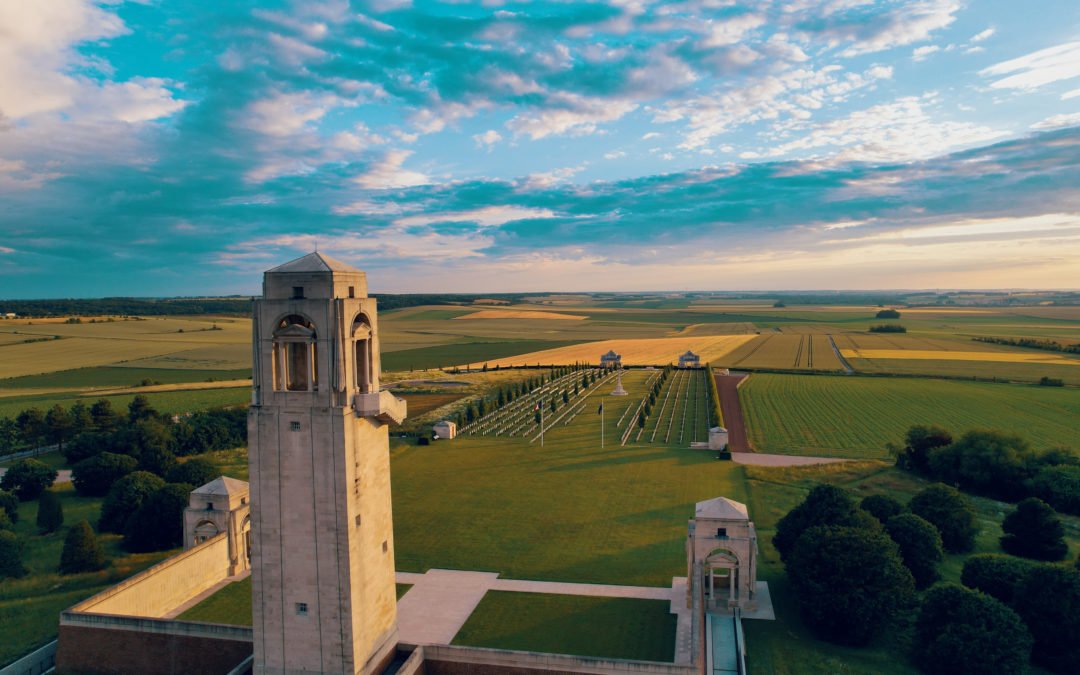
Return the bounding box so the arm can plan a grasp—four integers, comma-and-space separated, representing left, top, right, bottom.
451, 591, 676, 662
391, 381, 745, 587
740, 374, 1080, 459
396, 583, 412, 599
177, 576, 252, 625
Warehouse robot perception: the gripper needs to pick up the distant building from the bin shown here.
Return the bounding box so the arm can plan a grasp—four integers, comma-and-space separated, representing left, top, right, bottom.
433, 420, 456, 439
600, 349, 622, 368
678, 351, 700, 368
3, 313, 15, 318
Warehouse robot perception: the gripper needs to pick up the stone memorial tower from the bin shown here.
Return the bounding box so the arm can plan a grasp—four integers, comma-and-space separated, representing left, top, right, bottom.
248, 252, 406, 675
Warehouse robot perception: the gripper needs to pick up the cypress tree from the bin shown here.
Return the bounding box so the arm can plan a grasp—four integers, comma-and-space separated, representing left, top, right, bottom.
0, 531, 26, 578
60, 519, 105, 574
37, 489, 64, 534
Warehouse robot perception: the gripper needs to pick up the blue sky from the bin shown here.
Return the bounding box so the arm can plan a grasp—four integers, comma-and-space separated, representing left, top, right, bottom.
2, 0, 1079, 297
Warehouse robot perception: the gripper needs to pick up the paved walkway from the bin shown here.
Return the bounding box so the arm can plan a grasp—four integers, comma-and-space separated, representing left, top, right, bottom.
395, 569, 694, 664
731, 453, 844, 467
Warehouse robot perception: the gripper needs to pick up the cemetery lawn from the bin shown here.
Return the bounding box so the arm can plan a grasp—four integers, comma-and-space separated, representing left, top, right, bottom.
451, 592, 676, 662
740, 374, 1080, 459
390, 391, 745, 587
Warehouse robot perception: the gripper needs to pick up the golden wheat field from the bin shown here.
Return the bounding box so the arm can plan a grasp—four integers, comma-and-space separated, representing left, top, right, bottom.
469, 334, 757, 368
839, 348, 1080, 365
454, 309, 588, 320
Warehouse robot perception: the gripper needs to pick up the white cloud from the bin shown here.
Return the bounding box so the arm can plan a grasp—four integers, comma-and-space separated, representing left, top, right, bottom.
1062, 88, 1080, 101
825, 0, 961, 57
353, 149, 430, 189
507, 94, 637, 139
1030, 112, 1080, 130
642, 132, 661, 140
604, 150, 627, 159
393, 206, 558, 229
912, 45, 940, 62
473, 129, 503, 149
980, 41, 1080, 90
699, 14, 766, 48
245, 91, 341, 136
522, 164, 585, 187
970, 28, 995, 43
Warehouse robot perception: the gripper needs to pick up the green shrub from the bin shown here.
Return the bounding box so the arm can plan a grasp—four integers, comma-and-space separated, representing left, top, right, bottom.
960, 554, 1036, 604
123, 483, 193, 552
0, 490, 18, 524
913, 583, 1031, 675
0, 530, 26, 579
1000, 497, 1068, 561
0, 458, 58, 501
869, 324, 906, 333
1027, 465, 1080, 515
893, 425, 952, 475
788, 525, 914, 646
909, 483, 979, 553
1038, 376, 1064, 387
885, 513, 943, 589
876, 309, 901, 319
72, 452, 138, 497
927, 429, 1032, 501
774, 484, 880, 564
861, 494, 905, 524
36, 489, 64, 534
99, 471, 166, 534
0, 509, 11, 531
166, 458, 220, 488
60, 520, 105, 574
1013, 564, 1080, 673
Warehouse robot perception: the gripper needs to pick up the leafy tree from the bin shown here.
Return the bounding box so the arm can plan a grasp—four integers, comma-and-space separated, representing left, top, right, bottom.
885, 513, 944, 588
860, 494, 904, 524
1000, 497, 1068, 561
1027, 465, 1080, 515
960, 553, 1036, 604
60, 520, 105, 574
928, 429, 1034, 501
16, 408, 46, 449
892, 424, 952, 475
909, 483, 979, 553
0, 509, 11, 531
123, 483, 193, 552
876, 309, 901, 319
90, 398, 118, 431
167, 458, 219, 488
127, 394, 157, 422
773, 484, 880, 564
99, 471, 165, 534
0, 490, 18, 524
62, 431, 109, 465
139, 442, 177, 479
36, 489, 63, 533
913, 583, 1031, 675
0, 530, 26, 579
1012, 564, 1080, 673
0, 458, 58, 501
68, 402, 93, 437
0, 417, 18, 454
72, 452, 138, 497
788, 525, 914, 646
44, 404, 74, 451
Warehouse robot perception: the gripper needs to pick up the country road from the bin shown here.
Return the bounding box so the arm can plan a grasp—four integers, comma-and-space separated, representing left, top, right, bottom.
715, 372, 751, 452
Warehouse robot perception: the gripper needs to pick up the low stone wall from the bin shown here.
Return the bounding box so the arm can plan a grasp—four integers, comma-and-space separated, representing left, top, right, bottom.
56, 615, 251, 675
70, 533, 230, 618
420, 644, 698, 675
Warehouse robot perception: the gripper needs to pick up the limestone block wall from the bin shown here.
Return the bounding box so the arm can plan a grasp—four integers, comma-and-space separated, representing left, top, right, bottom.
71, 533, 231, 618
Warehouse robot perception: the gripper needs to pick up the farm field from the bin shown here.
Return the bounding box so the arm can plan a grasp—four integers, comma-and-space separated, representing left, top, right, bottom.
740, 374, 1080, 459
718, 334, 845, 371
0, 387, 251, 419
473, 335, 756, 368
451, 592, 677, 662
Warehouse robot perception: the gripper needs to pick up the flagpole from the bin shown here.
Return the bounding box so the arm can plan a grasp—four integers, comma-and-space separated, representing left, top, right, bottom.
601, 402, 604, 448
541, 400, 544, 447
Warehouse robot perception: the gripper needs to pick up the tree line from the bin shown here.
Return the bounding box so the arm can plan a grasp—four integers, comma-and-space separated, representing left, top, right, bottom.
973, 335, 1080, 355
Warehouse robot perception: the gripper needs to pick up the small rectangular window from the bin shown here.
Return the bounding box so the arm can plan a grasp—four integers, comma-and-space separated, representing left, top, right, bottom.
355, 515, 362, 527
296, 602, 308, 616
716, 528, 727, 538
207, 502, 214, 511
348, 286, 355, 298
292, 286, 304, 299
382, 540, 388, 553
291, 421, 301, 431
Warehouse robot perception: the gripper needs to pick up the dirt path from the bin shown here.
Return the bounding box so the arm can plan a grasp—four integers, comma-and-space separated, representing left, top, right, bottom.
715, 373, 750, 452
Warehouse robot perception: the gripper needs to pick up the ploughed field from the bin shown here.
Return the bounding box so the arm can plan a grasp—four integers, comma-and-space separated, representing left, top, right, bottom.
739, 374, 1080, 459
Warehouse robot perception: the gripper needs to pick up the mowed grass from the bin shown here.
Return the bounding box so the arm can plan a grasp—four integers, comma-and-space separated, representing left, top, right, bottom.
740, 374, 1080, 459
0, 483, 176, 663
741, 460, 1080, 674
391, 404, 745, 587
451, 592, 676, 662
177, 576, 253, 625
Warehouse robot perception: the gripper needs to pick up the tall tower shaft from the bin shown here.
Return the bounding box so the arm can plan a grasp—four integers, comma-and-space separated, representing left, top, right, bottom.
248, 253, 405, 675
